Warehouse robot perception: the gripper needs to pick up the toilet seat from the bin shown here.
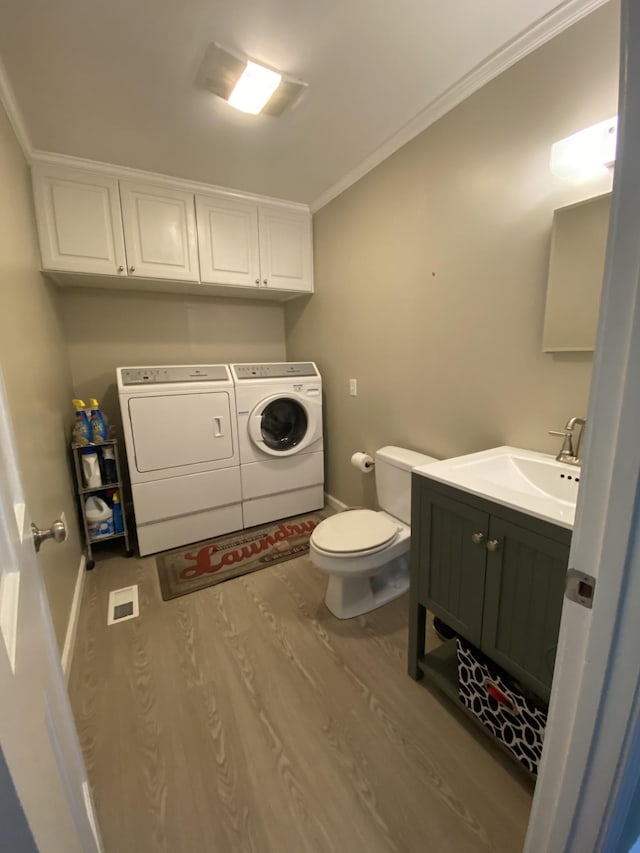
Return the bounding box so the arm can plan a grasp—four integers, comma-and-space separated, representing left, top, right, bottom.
311, 509, 399, 556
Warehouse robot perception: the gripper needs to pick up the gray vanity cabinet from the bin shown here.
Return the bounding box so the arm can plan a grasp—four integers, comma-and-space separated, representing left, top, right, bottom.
409, 475, 571, 705
416, 492, 488, 646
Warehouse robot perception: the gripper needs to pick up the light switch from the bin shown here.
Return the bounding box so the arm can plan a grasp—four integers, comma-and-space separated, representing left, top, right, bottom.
349, 378, 357, 396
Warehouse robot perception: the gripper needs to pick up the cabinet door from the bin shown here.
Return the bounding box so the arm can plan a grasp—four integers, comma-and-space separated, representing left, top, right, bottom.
258, 206, 313, 292
481, 517, 569, 702
119, 181, 199, 281
195, 194, 260, 287
32, 163, 126, 275
414, 485, 488, 646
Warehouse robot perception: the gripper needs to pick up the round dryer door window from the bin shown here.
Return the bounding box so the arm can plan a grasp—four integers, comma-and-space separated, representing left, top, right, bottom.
260, 398, 308, 451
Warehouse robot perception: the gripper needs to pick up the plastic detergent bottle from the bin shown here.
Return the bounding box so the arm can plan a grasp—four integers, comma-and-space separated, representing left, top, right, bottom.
89, 398, 109, 444
101, 446, 117, 484
112, 491, 124, 534
72, 399, 91, 446
85, 496, 113, 539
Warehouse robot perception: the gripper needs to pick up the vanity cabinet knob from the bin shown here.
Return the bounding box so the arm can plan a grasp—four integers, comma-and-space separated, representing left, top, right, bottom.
486, 539, 501, 552
471, 532, 485, 545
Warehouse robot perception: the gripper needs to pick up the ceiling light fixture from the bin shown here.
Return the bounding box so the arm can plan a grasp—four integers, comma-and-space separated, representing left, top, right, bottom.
197, 43, 307, 117
227, 61, 282, 115
550, 116, 618, 181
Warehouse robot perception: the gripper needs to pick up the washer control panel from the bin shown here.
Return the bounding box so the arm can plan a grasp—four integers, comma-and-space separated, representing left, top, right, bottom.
233, 362, 318, 380
120, 365, 229, 385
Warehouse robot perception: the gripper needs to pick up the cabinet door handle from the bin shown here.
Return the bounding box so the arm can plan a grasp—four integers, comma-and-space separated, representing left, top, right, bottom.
486, 539, 501, 552
263, 278, 268, 285
117, 265, 124, 273
255, 278, 260, 285
471, 532, 485, 545
129, 265, 136, 273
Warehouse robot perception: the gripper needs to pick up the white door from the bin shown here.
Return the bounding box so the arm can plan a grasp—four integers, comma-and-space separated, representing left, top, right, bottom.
120, 180, 199, 281
258, 206, 313, 292
0, 372, 102, 852
128, 392, 234, 472
31, 163, 127, 276
196, 193, 261, 288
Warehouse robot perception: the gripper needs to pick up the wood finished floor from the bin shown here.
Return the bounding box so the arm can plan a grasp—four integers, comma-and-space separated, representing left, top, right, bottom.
68, 547, 533, 853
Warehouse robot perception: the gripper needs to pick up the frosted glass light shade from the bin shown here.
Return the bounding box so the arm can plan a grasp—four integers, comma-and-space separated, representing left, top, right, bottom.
550, 117, 618, 181
197, 43, 307, 117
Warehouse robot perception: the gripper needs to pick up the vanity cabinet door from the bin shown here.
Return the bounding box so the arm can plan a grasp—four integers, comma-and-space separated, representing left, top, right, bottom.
481, 516, 569, 702
120, 181, 199, 281
414, 484, 488, 647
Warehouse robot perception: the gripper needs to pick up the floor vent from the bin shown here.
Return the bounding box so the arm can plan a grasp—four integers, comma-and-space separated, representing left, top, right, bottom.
107, 585, 139, 626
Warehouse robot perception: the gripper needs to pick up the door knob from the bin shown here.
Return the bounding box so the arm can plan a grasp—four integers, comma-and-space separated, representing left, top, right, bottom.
471, 532, 485, 545
31, 519, 67, 553
486, 539, 501, 552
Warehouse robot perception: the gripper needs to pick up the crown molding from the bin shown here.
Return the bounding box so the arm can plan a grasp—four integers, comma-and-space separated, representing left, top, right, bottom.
30, 148, 312, 212
0, 55, 32, 159
311, 0, 610, 213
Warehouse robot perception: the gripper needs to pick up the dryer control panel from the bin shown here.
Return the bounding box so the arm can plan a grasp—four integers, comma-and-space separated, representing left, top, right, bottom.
120, 365, 230, 385
233, 362, 318, 380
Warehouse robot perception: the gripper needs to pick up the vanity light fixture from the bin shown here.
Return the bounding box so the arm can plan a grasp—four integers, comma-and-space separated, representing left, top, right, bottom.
550, 116, 618, 180
197, 43, 307, 117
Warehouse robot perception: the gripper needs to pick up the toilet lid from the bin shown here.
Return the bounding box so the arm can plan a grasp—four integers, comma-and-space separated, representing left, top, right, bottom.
311, 510, 399, 554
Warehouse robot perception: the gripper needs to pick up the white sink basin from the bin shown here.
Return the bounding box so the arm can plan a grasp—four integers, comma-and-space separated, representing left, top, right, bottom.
413, 446, 581, 528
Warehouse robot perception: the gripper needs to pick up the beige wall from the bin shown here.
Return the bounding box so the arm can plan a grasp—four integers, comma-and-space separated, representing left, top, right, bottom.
286, 3, 619, 508
0, 103, 82, 650
61, 287, 286, 432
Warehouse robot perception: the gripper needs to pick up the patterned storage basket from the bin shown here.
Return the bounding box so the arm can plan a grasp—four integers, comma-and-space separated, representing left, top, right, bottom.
456, 639, 547, 774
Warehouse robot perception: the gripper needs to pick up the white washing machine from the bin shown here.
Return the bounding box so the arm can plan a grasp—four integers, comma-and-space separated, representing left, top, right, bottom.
230, 362, 324, 528
117, 364, 242, 555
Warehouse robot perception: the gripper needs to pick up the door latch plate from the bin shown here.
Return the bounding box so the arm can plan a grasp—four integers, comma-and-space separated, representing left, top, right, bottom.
565, 568, 596, 608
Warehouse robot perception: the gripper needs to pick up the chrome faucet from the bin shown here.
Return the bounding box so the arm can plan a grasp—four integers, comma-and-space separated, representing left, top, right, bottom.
549, 417, 587, 465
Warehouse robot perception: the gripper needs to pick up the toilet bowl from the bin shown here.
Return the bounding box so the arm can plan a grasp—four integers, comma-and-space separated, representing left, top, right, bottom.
309, 446, 436, 619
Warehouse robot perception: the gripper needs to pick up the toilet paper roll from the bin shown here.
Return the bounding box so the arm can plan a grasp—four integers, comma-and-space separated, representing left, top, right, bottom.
351, 451, 375, 473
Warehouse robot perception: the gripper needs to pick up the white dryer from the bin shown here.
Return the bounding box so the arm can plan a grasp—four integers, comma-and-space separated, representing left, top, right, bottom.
117, 364, 242, 555
230, 362, 324, 528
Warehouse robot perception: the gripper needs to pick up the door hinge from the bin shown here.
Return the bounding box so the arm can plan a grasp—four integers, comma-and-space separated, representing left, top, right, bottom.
565, 568, 596, 609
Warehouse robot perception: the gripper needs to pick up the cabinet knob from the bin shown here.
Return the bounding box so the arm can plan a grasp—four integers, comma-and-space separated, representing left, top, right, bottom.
486, 539, 501, 552
117, 265, 124, 273
263, 278, 268, 285
255, 278, 260, 285
471, 532, 485, 545
129, 265, 136, 273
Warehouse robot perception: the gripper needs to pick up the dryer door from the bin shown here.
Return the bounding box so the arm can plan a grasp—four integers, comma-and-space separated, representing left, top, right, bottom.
248, 394, 321, 457
128, 391, 234, 472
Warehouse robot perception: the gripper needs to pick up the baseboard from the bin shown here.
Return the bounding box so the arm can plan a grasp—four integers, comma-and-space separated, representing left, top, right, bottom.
61, 553, 86, 683
325, 492, 348, 513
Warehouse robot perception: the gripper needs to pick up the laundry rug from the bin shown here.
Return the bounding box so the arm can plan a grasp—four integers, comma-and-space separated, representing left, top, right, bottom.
156, 512, 324, 601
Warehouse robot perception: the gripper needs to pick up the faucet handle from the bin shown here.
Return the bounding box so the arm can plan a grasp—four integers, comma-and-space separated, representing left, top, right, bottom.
548, 429, 571, 438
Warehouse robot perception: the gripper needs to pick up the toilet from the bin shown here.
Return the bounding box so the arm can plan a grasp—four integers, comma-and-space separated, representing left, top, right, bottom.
309, 446, 436, 619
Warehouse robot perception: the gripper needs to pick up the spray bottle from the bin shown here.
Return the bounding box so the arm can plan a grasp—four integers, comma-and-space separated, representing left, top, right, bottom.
72, 399, 91, 446
89, 398, 109, 444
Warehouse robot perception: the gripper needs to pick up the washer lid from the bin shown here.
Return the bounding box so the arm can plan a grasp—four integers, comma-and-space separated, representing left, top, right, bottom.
311, 510, 398, 553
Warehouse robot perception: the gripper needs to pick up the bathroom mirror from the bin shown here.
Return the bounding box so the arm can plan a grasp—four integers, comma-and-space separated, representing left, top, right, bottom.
542, 192, 611, 352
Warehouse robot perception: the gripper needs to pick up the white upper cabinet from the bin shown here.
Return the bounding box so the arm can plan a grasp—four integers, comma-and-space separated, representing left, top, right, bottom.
32, 163, 127, 275
196, 194, 261, 288
258, 206, 313, 292
31, 160, 313, 299
119, 181, 199, 281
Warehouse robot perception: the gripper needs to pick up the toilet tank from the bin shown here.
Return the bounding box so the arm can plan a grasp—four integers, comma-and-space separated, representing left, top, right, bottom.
375, 446, 437, 524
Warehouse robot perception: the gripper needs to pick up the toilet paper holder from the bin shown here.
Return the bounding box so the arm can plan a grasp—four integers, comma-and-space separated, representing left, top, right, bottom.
351, 452, 375, 472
